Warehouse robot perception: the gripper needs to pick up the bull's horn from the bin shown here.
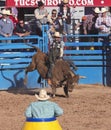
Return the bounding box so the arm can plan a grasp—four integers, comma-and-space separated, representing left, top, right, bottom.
79, 76, 86, 79
68, 71, 74, 77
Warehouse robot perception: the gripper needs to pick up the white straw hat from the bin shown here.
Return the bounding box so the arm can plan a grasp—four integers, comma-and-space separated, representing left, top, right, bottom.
94, 7, 101, 14
35, 89, 50, 100
2, 9, 11, 15
54, 32, 61, 37
101, 7, 108, 13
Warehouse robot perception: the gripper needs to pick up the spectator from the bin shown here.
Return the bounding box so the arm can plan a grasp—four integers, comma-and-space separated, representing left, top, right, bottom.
0, 9, 14, 43
22, 89, 63, 130
58, 0, 72, 41
95, 7, 111, 35
51, 9, 58, 22
95, 7, 111, 49
90, 8, 100, 41
0, 9, 14, 37
78, 16, 88, 42
34, 1, 53, 35
83, 7, 101, 42
14, 19, 31, 37
47, 32, 64, 84
54, 12, 64, 34
83, 8, 100, 34
78, 7, 101, 50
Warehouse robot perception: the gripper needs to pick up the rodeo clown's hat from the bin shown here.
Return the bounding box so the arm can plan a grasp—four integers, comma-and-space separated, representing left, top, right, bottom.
35, 89, 50, 100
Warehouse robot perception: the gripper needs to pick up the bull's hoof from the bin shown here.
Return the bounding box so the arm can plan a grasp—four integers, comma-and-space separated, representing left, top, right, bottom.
52, 94, 55, 98
66, 95, 69, 98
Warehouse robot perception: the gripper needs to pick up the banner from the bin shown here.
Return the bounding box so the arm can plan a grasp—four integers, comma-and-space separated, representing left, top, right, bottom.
6, 0, 111, 7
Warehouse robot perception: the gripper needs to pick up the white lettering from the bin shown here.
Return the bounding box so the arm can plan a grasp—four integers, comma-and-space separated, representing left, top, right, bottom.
20, 0, 25, 5
76, 0, 81, 5
58, 0, 61, 4
42, 0, 45, 4
31, 0, 36, 6
26, 0, 30, 5
69, 0, 75, 5
82, 0, 87, 5
14, 0, 19, 6
47, 0, 53, 6
13, 0, 94, 7
87, 0, 94, 5
35, 0, 39, 4
52, 0, 59, 5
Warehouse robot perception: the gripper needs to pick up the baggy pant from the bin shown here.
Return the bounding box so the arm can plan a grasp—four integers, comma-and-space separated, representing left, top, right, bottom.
22, 117, 62, 130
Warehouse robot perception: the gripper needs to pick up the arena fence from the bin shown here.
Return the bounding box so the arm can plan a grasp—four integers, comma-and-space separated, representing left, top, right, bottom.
0, 25, 111, 90
0, 25, 48, 90
63, 34, 111, 86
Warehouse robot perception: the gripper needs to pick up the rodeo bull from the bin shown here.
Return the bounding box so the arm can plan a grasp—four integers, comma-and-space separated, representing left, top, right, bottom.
24, 43, 85, 97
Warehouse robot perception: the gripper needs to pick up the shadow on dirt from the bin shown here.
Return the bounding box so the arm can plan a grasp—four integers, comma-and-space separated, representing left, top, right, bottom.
6, 87, 67, 98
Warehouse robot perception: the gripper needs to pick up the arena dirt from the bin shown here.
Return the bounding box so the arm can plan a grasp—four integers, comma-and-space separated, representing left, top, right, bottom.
0, 84, 111, 130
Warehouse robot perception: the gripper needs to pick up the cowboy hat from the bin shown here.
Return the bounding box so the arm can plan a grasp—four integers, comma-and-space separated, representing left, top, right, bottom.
63, 0, 69, 4
94, 7, 101, 14
35, 89, 50, 100
101, 7, 108, 13
54, 32, 61, 37
1, 9, 11, 15
38, 1, 44, 7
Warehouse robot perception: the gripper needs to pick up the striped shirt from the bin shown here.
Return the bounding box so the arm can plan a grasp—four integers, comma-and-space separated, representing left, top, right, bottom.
95, 16, 111, 33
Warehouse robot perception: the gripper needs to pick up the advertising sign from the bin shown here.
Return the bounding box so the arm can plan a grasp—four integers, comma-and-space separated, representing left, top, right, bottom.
6, 0, 111, 7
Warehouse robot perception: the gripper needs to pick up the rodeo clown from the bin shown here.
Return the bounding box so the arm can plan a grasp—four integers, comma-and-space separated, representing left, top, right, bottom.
22, 89, 63, 130
47, 31, 65, 85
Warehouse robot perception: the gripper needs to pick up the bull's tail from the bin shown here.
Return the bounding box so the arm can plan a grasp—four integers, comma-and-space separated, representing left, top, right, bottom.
24, 42, 41, 52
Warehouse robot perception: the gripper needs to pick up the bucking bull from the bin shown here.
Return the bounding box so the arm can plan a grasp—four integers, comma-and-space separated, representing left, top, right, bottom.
24, 43, 85, 97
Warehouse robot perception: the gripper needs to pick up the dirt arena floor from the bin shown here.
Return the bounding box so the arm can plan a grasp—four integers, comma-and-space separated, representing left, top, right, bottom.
1, 84, 111, 130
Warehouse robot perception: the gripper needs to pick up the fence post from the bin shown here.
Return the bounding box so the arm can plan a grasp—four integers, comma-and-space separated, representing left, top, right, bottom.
42, 25, 49, 53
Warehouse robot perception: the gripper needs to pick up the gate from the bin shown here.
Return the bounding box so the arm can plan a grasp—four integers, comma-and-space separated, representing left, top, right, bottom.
63, 34, 111, 86
0, 25, 49, 90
